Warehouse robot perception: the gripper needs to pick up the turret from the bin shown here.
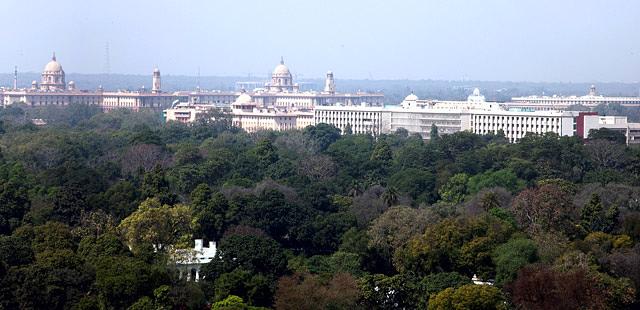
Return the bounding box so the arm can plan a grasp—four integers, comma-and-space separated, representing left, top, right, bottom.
324, 71, 335, 94
152, 67, 161, 94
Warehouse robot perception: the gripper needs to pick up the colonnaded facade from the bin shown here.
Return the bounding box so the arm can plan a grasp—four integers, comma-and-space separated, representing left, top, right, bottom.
0, 53, 178, 112
175, 60, 384, 109
1, 55, 385, 112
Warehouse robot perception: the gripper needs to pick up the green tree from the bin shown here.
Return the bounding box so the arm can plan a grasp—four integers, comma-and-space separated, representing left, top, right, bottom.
140, 165, 176, 205
428, 284, 507, 310
370, 140, 392, 163
191, 184, 230, 241
381, 186, 399, 207
254, 139, 278, 169
467, 168, 524, 194
439, 173, 469, 204
430, 123, 440, 142
588, 128, 627, 144
491, 238, 538, 286
368, 206, 429, 263
389, 168, 437, 203
203, 233, 287, 280
118, 198, 195, 253
419, 272, 472, 308
394, 215, 514, 278
581, 193, 617, 233
93, 255, 170, 309
304, 123, 341, 152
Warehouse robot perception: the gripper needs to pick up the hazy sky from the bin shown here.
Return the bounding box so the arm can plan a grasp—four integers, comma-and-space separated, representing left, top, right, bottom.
1, 0, 639, 82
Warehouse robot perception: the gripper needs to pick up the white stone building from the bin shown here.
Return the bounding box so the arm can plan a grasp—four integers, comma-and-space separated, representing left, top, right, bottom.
314, 89, 615, 143
164, 93, 315, 132
0, 54, 180, 112
314, 104, 387, 136
175, 239, 217, 282
469, 109, 577, 143
509, 85, 640, 110
248, 59, 384, 109
229, 93, 314, 132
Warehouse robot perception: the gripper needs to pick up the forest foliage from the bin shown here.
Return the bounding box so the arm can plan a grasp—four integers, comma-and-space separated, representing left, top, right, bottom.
1, 103, 640, 309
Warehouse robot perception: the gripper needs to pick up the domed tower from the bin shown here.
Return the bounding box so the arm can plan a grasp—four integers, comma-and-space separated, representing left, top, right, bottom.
269, 57, 295, 92
40, 52, 65, 91
152, 67, 161, 94
324, 71, 335, 94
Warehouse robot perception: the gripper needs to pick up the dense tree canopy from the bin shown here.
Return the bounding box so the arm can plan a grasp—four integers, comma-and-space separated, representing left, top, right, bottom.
0, 104, 640, 308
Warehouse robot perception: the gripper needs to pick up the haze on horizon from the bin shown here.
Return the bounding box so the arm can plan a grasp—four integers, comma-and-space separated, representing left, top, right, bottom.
1, 0, 638, 83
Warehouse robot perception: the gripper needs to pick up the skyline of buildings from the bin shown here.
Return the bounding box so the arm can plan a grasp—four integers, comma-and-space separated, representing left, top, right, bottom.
3, 54, 640, 145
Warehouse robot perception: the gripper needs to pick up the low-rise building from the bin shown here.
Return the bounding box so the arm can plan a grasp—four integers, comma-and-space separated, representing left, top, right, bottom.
508, 85, 640, 110
174, 239, 217, 282
577, 113, 640, 145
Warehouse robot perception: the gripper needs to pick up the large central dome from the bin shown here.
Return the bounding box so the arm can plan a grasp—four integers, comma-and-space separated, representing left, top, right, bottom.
43, 53, 63, 73
272, 57, 291, 76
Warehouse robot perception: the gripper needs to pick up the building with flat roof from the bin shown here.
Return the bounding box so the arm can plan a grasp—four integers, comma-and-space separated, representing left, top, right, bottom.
315, 89, 638, 143
508, 85, 640, 111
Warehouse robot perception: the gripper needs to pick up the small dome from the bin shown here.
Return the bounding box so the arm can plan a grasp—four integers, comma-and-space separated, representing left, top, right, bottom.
68, 81, 75, 85
43, 53, 63, 72
32, 80, 37, 85
472, 88, 480, 96
404, 93, 419, 101
154, 67, 160, 73
235, 93, 253, 104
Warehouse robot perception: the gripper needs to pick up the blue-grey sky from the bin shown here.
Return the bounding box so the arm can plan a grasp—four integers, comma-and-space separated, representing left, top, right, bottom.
1, 0, 638, 82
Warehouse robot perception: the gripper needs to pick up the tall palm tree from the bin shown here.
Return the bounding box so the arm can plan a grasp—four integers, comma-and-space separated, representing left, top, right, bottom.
382, 186, 399, 207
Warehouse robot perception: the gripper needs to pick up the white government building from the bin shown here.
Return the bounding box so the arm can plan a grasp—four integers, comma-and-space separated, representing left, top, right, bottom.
1, 53, 181, 111
508, 85, 640, 111
167, 85, 640, 144
170, 58, 384, 110
164, 59, 382, 132
1, 55, 383, 113
316, 88, 640, 144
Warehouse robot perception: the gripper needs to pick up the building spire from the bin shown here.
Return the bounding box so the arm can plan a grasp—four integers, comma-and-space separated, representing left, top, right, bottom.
52, 52, 56, 61
280, 56, 284, 65
13, 66, 17, 90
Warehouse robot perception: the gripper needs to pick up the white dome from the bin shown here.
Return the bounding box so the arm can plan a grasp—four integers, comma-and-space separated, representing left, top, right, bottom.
43, 53, 63, 72
44, 60, 62, 72
273, 64, 290, 76
272, 58, 291, 76
404, 93, 419, 101
235, 93, 253, 104
472, 88, 480, 96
